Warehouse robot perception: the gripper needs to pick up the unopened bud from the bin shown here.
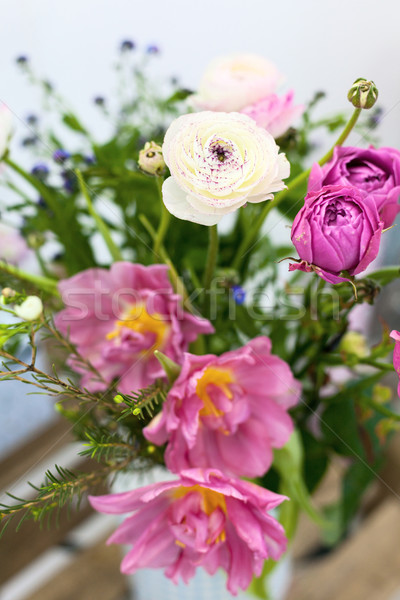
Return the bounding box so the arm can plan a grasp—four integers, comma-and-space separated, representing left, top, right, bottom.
1, 287, 16, 299
27, 232, 46, 249
138, 141, 166, 176
14, 296, 43, 320
347, 78, 378, 109
339, 331, 368, 358
372, 384, 392, 405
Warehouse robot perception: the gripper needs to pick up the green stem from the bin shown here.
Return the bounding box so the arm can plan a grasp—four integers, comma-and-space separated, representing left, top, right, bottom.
76, 170, 123, 262
153, 178, 170, 257
359, 359, 394, 371
139, 214, 193, 311
5, 157, 62, 218
34, 249, 53, 278
232, 107, 362, 270
359, 398, 400, 422
203, 225, 219, 296
5, 158, 94, 272
0, 260, 60, 296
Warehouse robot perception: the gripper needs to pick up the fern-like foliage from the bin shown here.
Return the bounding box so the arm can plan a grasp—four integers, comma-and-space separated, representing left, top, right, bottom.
79, 427, 138, 462
0, 464, 116, 539
117, 379, 168, 421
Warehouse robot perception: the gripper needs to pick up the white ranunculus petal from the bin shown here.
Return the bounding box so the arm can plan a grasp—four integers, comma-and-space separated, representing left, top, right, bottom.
162, 111, 290, 225
162, 177, 222, 225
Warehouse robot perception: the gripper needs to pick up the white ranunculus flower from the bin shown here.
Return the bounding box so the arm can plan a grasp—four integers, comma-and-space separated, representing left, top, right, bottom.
191, 54, 282, 113
0, 104, 13, 159
162, 111, 290, 225
15, 296, 43, 321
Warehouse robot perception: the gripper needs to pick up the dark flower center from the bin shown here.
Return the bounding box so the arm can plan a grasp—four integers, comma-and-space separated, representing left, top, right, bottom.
324, 200, 347, 225
213, 145, 229, 162
210, 140, 233, 163
347, 159, 387, 186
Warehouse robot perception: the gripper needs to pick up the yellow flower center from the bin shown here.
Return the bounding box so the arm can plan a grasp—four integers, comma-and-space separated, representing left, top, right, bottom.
173, 484, 227, 545
196, 367, 234, 418
106, 303, 170, 351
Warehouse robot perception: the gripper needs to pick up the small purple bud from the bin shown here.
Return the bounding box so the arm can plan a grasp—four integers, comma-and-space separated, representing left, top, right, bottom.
84, 155, 96, 165
146, 44, 160, 55
61, 170, 77, 193
21, 136, 38, 147
16, 55, 28, 65
26, 114, 38, 125
120, 39, 135, 52
37, 196, 47, 208
94, 96, 105, 106
232, 285, 246, 305
53, 149, 71, 163
31, 163, 49, 180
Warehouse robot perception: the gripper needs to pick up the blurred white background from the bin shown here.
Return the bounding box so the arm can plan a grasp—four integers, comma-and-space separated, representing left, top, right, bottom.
1, 0, 400, 455
2, 0, 400, 147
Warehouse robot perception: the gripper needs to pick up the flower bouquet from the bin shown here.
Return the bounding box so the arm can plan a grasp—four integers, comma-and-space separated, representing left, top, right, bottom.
1, 45, 400, 598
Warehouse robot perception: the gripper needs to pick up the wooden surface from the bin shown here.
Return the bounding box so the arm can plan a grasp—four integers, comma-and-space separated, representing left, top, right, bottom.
0, 419, 73, 492
26, 537, 128, 600
0, 497, 94, 584
287, 499, 400, 600
2, 422, 400, 600
0, 420, 103, 584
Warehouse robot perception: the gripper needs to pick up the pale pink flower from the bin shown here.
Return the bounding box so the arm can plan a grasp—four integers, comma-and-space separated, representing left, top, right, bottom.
191, 54, 282, 113
89, 468, 287, 595
144, 337, 301, 478
54, 262, 213, 393
241, 91, 304, 139
0, 224, 29, 264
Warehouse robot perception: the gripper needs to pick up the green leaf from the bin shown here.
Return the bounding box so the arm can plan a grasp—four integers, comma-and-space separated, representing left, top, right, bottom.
321, 398, 365, 457
301, 430, 329, 492
165, 89, 193, 104
341, 459, 377, 528
366, 266, 400, 286
62, 113, 88, 134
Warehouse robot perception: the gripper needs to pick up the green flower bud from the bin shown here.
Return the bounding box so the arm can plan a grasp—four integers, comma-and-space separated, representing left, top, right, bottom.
339, 331, 369, 358
347, 78, 378, 110
27, 232, 46, 249
372, 384, 392, 405
138, 141, 166, 176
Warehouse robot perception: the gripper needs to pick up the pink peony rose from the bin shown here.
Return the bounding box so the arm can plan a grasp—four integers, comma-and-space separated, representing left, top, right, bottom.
144, 337, 300, 478
241, 90, 304, 138
390, 330, 400, 398
308, 146, 400, 228
290, 185, 384, 284
89, 468, 287, 595
54, 262, 213, 393
191, 54, 282, 113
